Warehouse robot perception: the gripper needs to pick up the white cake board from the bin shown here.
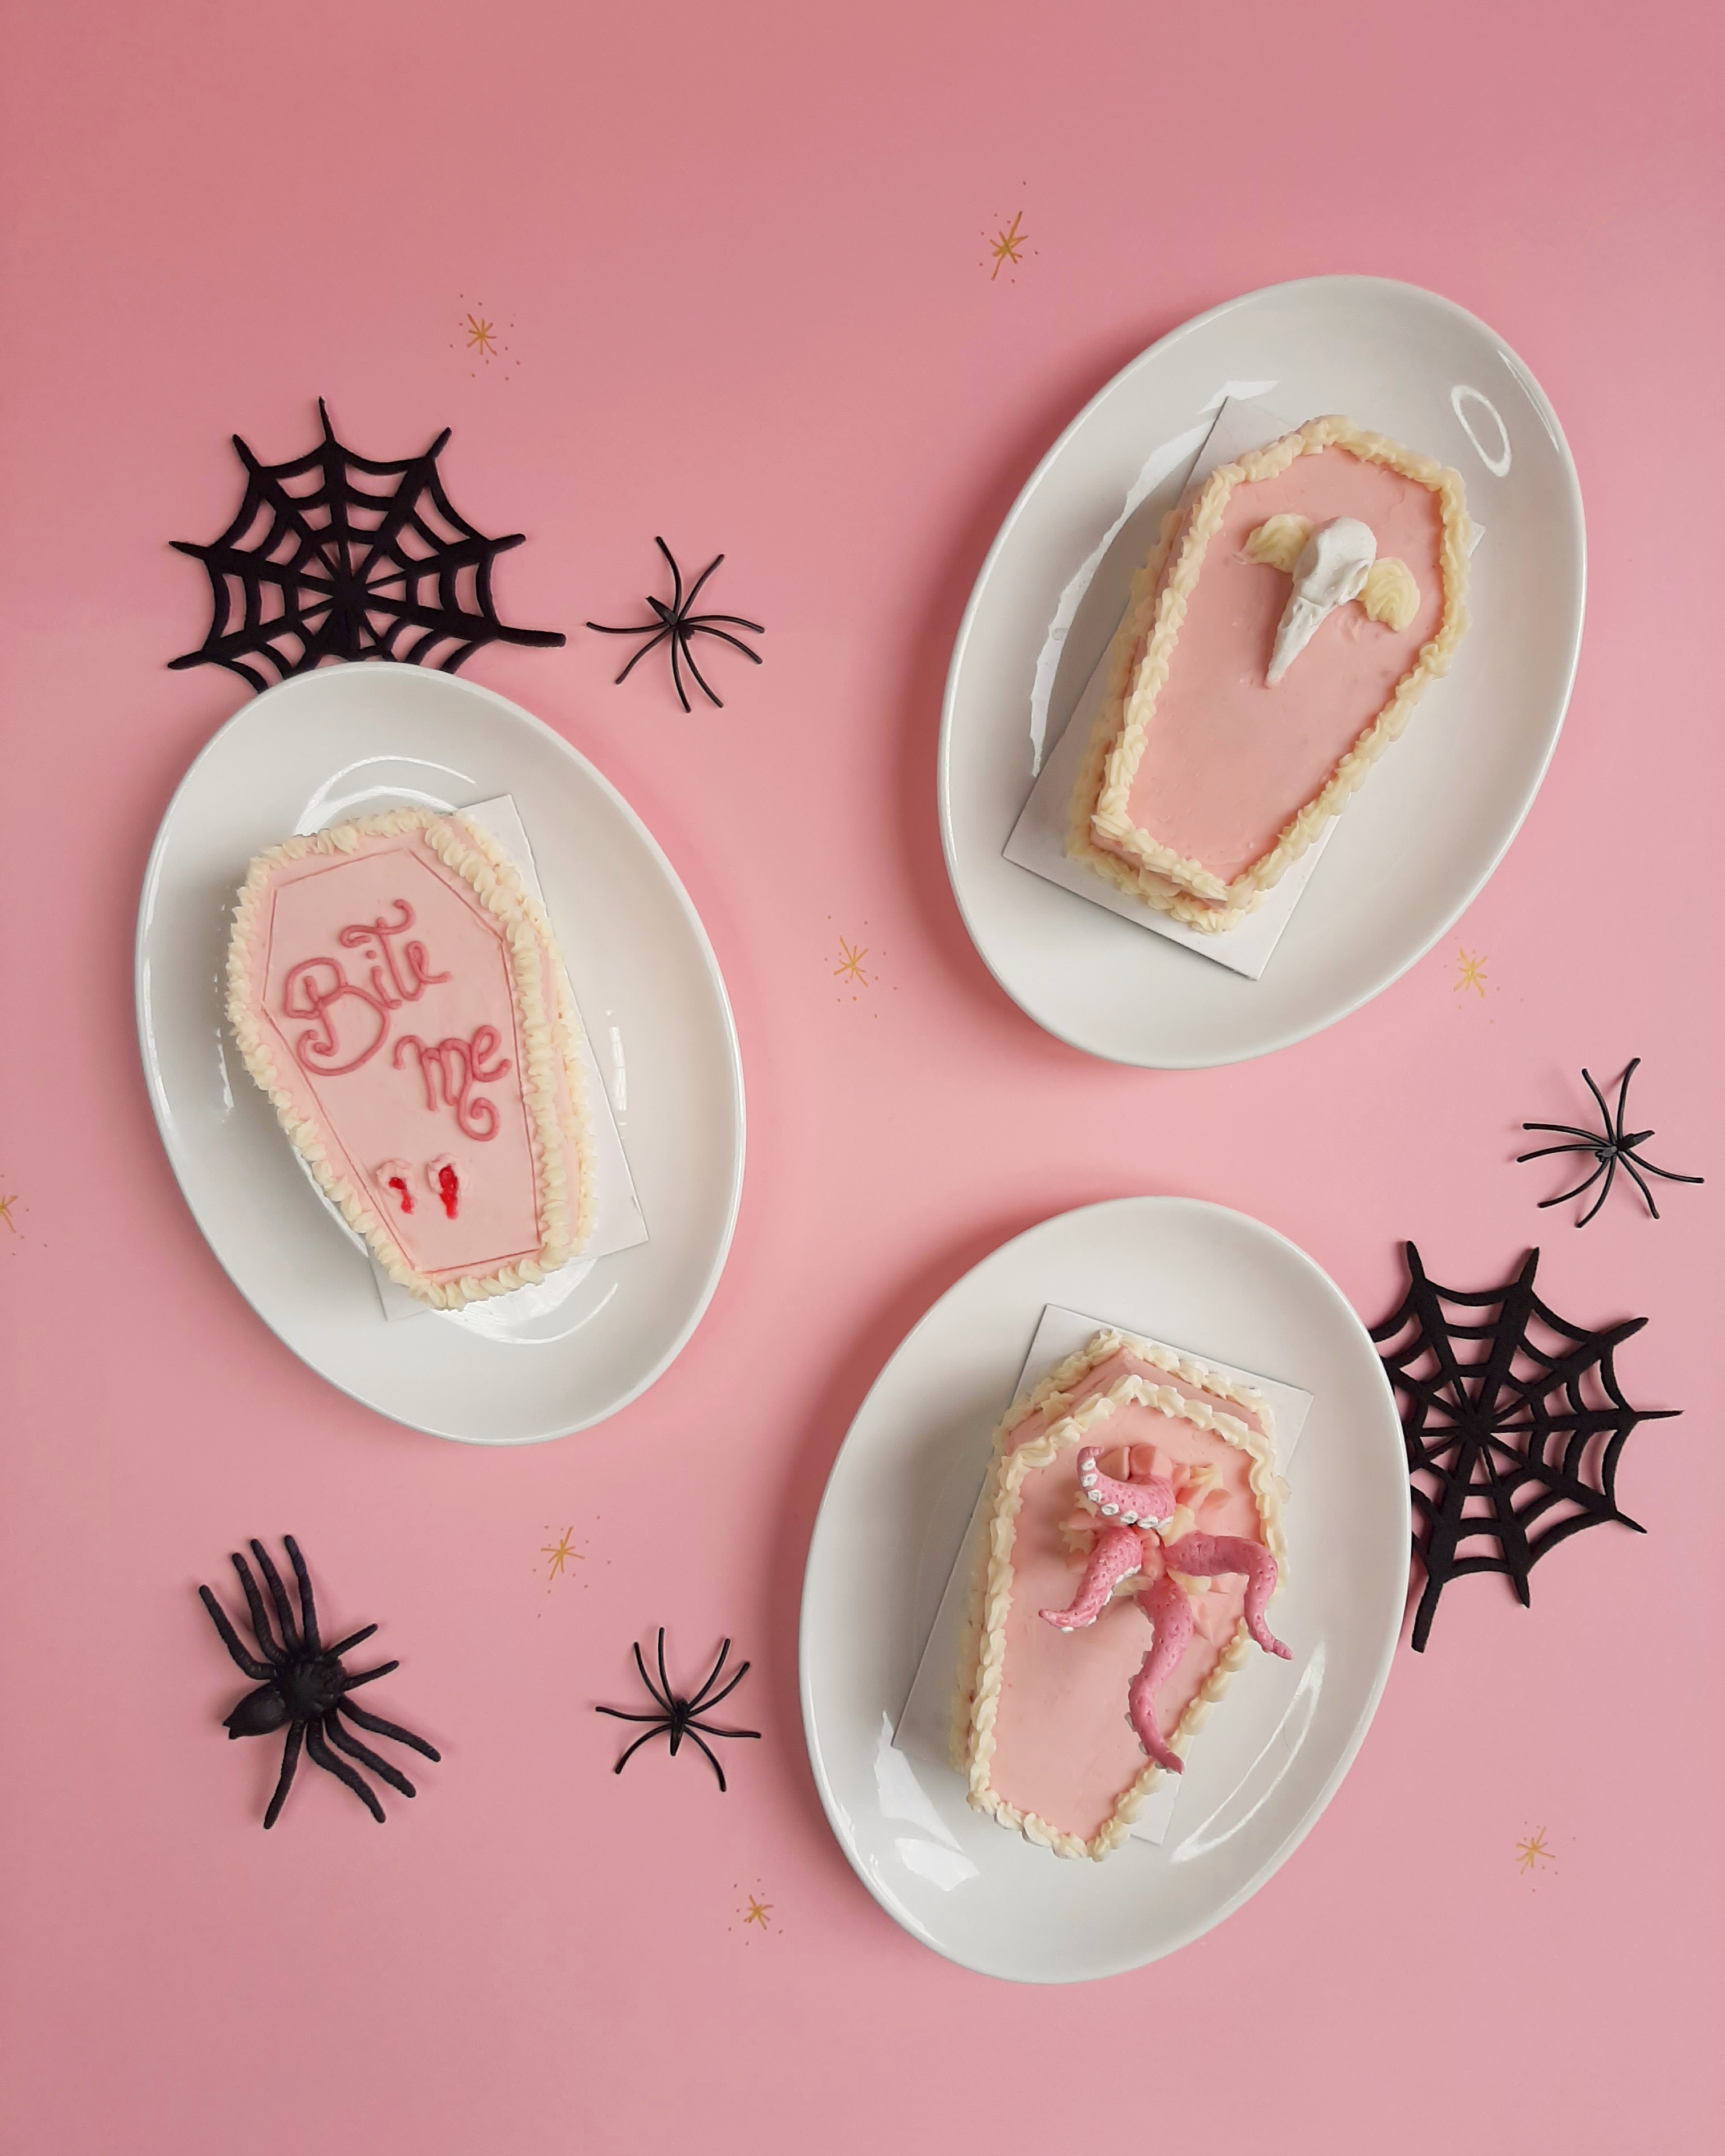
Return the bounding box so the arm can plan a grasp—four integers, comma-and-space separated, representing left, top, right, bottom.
1004, 400, 1481, 983
892, 1302, 1313, 1848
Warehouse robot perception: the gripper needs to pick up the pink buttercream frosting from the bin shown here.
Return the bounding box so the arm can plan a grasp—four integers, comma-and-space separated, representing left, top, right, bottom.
981, 1349, 1279, 1845
1115, 447, 1445, 882
237, 825, 586, 1291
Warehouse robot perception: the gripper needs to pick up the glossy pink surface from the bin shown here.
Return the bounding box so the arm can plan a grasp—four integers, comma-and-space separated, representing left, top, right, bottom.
1, 2, 1719, 2150
1122, 449, 1448, 880
253, 838, 548, 1280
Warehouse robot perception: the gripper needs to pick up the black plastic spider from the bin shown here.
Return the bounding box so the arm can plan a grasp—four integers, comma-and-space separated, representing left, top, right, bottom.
199, 1535, 440, 1828
586, 537, 764, 711
594, 1628, 760, 1790
1517, 1058, 1702, 1226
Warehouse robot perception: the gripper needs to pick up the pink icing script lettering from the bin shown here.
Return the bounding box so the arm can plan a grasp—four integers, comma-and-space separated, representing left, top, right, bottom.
393, 1026, 513, 1141
337, 899, 451, 1011
281, 958, 390, 1076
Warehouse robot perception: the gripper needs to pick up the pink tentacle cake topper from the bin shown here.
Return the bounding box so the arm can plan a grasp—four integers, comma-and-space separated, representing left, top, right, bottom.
1039, 1446, 1289, 1775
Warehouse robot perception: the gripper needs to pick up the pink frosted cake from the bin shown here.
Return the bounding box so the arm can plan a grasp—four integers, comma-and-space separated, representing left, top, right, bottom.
1070, 415, 1470, 930
226, 807, 596, 1308
955, 1328, 1290, 1860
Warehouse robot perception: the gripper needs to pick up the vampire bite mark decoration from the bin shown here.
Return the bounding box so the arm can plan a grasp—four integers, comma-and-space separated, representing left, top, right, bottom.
595, 1629, 760, 1790
586, 538, 764, 711
1517, 1058, 1702, 1226
199, 1536, 440, 1827
170, 399, 565, 690
1371, 1243, 1676, 1650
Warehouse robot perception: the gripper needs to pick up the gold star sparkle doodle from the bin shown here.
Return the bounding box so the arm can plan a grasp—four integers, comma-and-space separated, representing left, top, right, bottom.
0, 1191, 17, 1233
744, 1895, 772, 1928
465, 314, 496, 357
1455, 947, 1488, 998
986, 209, 1028, 281
1515, 1827, 1554, 1875
541, 1527, 584, 1582
451, 295, 520, 380
834, 937, 869, 989
730, 1882, 783, 1942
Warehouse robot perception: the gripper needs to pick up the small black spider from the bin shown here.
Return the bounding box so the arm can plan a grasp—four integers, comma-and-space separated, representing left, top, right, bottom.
1517, 1058, 1702, 1227
586, 537, 764, 711
594, 1628, 760, 1790
199, 1535, 440, 1828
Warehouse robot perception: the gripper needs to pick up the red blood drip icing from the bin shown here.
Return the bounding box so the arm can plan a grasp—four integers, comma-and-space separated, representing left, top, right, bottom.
386, 1174, 414, 1215
437, 1164, 460, 1220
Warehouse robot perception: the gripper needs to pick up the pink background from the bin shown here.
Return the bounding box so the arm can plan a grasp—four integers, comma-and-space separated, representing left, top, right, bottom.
2, 1, 1720, 2149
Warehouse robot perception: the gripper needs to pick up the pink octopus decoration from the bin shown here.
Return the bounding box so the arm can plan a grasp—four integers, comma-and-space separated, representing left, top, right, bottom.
1039, 1444, 1289, 1774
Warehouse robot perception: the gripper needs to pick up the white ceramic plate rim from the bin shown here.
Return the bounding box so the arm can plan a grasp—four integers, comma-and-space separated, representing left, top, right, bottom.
798, 1197, 1408, 1981
937, 274, 1586, 1068
134, 663, 746, 1444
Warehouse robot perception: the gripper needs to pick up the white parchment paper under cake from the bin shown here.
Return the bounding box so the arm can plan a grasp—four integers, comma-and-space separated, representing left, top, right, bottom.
893, 1302, 1313, 1849
1005, 399, 1481, 982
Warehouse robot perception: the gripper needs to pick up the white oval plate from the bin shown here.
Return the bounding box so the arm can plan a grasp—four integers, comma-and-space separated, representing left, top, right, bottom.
137, 664, 745, 1444
799, 1198, 1407, 1983
939, 275, 1584, 1067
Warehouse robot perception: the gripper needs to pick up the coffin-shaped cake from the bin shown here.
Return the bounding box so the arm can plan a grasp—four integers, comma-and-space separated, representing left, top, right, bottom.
226, 807, 596, 1308
1069, 415, 1470, 930
955, 1328, 1290, 1860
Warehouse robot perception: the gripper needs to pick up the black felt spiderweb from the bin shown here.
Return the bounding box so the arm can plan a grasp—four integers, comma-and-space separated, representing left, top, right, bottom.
170, 399, 565, 691
1371, 1242, 1675, 1651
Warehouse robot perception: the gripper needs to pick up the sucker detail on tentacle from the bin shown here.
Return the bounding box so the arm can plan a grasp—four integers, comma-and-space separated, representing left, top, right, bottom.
1039, 1523, 1147, 1630
1074, 1444, 1176, 1528
1128, 1574, 1193, 1772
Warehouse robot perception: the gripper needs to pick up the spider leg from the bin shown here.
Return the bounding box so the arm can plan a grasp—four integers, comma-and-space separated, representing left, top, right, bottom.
1624, 1151, 1704, 1186
327, 1624, 379, 1656
338, 1658, 402, 1692
653, 536, 685, 617
691, 1654, 751, 1716
684, 611, 766, 635
636, 1637, 673, 1715
686, 1720, 762, 1742
338, 1697, 441, 1761
1537, 1157, 1609, 1209
1581, 1067, 1616, 1142
1520, 1122, 1601, 1144
283, 1534, 319, 1651
198, 1586, 273, 1680
1576, 1153, 1619, 1227
1517, 1139, 1599, 1163
655, 1630, 677, 1713
1610, 1060, 1640, 1146
609, 1723, 672, 1774
586, 617, 667, 636
228, 1553, 285, 1663
594, 1707, 673, 1724
325, 1715, 418, 1799
249, 1541, 301, 1652
1617, 1155, 1661, 1221
262, 1721, 305, 1830
686, 624, 764, 667
679, 553, 724, 613
305, 1720, 384, 1822
668, 631, 694, 712
678, 640, 726, 710
681, 1728, 730, 1792
687, 1639, 732, 1711
612, 628, 672, 686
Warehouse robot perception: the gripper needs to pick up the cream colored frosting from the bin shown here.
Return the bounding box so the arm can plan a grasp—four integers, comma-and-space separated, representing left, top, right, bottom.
1068, 415, 1469, 929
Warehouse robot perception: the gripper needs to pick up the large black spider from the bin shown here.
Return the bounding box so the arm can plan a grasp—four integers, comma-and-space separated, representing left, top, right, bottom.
594, 1628, 760, 1790
199, 1535, 440, 1828
1517, 1057, 1702, 1226
586, 537, 763, 711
